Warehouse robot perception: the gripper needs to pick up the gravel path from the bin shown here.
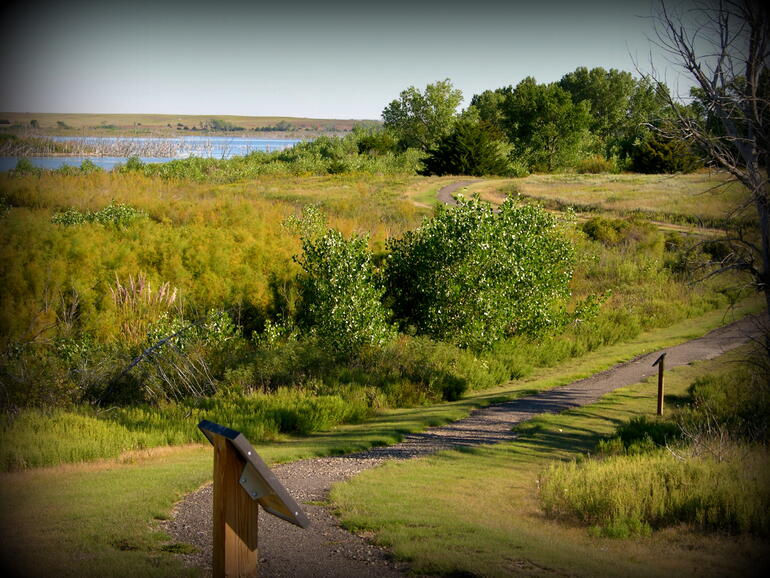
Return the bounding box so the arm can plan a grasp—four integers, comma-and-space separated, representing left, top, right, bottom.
435, 179, 481, 205
164, 313, 766, 577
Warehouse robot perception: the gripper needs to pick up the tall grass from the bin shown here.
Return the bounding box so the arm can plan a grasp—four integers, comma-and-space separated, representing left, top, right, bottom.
538, 448, 770, 537
539, 351, 770, 538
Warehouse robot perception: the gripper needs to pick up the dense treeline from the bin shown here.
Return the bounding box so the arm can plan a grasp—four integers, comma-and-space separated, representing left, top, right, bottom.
7, 67, 703, 181
380, 69, 703, 176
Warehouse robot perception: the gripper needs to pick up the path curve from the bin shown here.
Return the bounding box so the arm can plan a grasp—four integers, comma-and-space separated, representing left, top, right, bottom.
164, 313, 767, 577
435, 179, 482, 205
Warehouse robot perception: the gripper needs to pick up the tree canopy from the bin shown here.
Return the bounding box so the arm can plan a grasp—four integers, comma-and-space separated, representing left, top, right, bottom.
382, 79, 463, 151
421, 118, 514, 176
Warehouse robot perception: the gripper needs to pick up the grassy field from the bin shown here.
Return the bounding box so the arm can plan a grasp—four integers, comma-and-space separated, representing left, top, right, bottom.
0, 165, 765, 575
0, 300, 763, 577
468, 172, 753, 229
0, 112, 378, 137
332, 344, 769, 578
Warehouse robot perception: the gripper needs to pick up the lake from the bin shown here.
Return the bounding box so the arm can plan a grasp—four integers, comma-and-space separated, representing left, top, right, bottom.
0, 135, 304, 171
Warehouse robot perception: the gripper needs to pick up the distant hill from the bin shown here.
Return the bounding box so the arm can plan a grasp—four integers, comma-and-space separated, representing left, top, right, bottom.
0, 112, 381, 137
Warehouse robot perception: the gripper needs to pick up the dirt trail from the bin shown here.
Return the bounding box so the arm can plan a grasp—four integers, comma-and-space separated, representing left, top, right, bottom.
165, 311, 766, 577
435, 179, 481, 205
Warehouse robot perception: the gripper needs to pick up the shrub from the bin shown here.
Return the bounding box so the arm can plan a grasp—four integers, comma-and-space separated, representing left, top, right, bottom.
291, 206, 395, 357
629, 131, 702, 174
422, 119, 515, 176
51, 201, 147, 227
574, 154, 619, 174
385, 197, 574, 349
596, 416, 682, 456
581, 216, 663, 254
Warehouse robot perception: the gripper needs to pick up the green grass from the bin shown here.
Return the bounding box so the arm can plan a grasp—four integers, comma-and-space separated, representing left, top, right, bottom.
331, 345, 769, 577
539, 447, 770, 537
0, 300, 765, 576
0, 446, 211, 577
2, 297, 762, 471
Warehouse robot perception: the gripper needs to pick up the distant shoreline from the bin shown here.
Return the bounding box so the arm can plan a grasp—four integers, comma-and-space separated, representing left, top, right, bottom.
0, 112, 381, 139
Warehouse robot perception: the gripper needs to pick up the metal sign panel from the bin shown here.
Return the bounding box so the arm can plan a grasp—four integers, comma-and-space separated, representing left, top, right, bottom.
198, 419, 311, 529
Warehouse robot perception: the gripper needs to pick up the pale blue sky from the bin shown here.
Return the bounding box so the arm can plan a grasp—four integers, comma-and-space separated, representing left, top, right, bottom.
0, 0, 690, 119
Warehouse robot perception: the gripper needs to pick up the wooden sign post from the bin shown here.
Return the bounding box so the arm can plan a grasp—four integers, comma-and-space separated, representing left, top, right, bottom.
212, 433, 259, 577
652, 353, 666, 416
199, 420, 310, 578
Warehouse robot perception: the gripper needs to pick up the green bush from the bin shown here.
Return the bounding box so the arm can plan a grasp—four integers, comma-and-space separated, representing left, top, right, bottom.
51, 201, 147, 227
291, 206, 395, 356
422, 119, 515, 176
629, 131, 701, 174
386, 197, 575, 349
686, 362, 770, 443
581, 216, 663, 254
574, 154, 619, 174
596, 416, 682, 456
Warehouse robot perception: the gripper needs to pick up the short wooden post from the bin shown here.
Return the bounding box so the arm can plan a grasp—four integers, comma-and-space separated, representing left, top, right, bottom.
199, 420, 309, 577
212, 434, 259, 577
652, 353, 666, 416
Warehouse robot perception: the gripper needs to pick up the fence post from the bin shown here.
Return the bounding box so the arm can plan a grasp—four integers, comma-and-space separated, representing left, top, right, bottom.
652, 353, 666, 416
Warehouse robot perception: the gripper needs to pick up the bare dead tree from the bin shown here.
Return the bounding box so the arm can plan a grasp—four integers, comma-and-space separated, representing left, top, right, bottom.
645, 0, 769, 323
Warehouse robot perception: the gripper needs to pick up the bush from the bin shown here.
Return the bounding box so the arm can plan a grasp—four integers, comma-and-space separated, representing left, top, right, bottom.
596, 416, 682, 456
51, 201, 147, 227
422, 119, 515, 176
386, 197, 574, 349
574, 154, 619, 174
629, 131, 702, 174
581, 216, 663, 254
686, 361, 770, 443
291, 206, 395, 357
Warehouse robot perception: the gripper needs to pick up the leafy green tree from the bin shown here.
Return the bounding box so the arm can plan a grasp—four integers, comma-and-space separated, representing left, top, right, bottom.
385, 197, 574, 349
422, 119, 514, 176
468, 88, 510, 134
558, 67, 637, 140
556, 67, 671, 159
353, 125, 399, 156
500, 77, 595, 171
382, 79, 463, 151
291, 207, 394, 356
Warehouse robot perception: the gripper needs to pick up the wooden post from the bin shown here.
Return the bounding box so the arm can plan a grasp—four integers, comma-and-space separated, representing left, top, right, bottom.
212, 435, 260, 577
653, 353, 666, 416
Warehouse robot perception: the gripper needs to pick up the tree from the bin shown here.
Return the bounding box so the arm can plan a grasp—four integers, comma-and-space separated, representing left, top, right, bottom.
646, 0, 769, 323
499, 77, 595, 172
385, 197, 574, 350
629, 128, 702, 173
382, 79, 463, 151
468, 87, 511, 134
558, 67, 669, 158
422, 118, 514, 176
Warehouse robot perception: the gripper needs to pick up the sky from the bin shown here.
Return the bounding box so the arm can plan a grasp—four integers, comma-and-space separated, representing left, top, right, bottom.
0, 0, 692, 120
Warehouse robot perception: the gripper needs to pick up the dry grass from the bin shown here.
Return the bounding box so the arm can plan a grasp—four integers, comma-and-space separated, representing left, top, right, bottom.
470, 172, 752, 227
